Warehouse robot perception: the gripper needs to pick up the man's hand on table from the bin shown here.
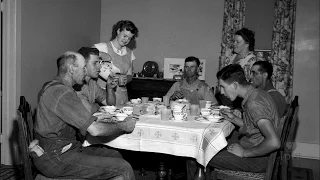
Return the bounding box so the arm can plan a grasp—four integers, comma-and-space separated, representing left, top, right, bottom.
227, 143, 246, 157
121, 117, 137, 133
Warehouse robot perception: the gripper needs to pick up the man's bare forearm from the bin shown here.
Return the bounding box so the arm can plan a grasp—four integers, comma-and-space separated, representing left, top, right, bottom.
105, 88, 116, 105
91, 121, 126, 136
230, 116, 244, 127
243, 138, 279, 157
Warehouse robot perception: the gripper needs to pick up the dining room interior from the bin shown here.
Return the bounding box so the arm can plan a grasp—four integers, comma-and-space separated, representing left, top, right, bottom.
1, 0, 319, 180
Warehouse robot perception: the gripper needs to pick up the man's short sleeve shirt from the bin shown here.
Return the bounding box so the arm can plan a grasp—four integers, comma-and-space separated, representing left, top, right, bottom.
240, 87, 280, 148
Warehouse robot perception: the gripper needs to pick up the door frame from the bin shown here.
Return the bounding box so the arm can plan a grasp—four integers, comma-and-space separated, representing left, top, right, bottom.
1, 0, 21, 165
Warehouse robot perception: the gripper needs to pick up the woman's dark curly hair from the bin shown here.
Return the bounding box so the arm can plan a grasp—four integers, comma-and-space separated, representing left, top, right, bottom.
235, 28, 255, 51
110, 20, 139, 41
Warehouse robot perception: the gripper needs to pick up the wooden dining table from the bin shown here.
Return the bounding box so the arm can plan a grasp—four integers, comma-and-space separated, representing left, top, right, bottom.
83, 112, 235, 169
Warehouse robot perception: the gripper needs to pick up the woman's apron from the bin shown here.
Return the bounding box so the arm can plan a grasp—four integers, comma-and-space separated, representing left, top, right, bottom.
96, 42, 132, 105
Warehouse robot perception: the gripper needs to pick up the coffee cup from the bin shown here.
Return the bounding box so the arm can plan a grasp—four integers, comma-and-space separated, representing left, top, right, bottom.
116, 74, 126, 87
173, 111, 187, 121
122, 106, 133, 115
153, 97, 162, 102
211, 108, 220, 115
200, 108, 211, 116
141, 97, 149, 103
131, 98, 141, 104
205, 101, 213, 108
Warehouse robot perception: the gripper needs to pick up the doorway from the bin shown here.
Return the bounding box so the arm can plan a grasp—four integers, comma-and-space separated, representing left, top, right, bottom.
0, 0, 21, 165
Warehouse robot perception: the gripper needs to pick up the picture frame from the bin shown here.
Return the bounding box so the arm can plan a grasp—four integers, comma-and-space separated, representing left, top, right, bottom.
164, 58, 206, 80
254, 49, 272, 62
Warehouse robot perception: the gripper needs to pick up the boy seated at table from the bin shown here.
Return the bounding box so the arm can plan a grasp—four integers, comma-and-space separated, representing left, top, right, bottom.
187, 64, 281, 179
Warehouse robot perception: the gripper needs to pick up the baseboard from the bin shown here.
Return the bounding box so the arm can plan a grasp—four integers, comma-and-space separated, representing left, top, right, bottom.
292, 142, 320, 160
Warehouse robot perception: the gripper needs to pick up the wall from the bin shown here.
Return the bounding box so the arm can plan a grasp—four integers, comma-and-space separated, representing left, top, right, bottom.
292, 0, 319, 159
245, 0, 275, 50
100, 0, 224, 87
101, 0, 319, 159
21, 0, 101, 108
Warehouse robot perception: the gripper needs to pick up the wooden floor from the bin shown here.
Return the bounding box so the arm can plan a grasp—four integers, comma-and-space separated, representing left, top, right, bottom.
1, 156, 319, 180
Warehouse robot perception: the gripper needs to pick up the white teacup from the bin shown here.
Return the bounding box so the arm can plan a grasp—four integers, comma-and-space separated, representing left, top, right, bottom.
153, 97, 162, 102
205, 101, 213, 108
211, 108, 220, 115
173, 111, 187, 121
116, 113, 128, 121
131, 98, 141, 104
122, 106, 133, 115
200, 108, 211, 116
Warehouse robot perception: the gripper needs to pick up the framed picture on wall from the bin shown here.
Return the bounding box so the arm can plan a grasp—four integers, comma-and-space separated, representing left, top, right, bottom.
254, 49, 272, 61
164, 58, 206, 80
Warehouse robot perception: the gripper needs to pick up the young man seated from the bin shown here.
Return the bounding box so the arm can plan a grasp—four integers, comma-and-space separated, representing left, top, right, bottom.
250, 60, 287, 117
208, 64, 280, 172
187, 64, 281, 179
165, 56, 217, 105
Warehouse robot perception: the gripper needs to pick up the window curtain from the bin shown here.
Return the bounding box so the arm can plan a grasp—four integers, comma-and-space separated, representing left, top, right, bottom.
218, 0, 246, 71
270, 0, 297, 102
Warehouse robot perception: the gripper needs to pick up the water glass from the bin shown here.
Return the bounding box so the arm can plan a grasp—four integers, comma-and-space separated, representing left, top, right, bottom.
163, 96, 170, 106
141, 97, 149, 103
199, 100, 206, 109
190, 104, 199, 116
161, 107, 170, 121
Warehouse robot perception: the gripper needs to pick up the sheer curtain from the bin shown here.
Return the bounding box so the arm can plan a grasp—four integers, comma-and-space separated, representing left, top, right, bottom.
218, 0, 246, 71
270, 0, 297, 102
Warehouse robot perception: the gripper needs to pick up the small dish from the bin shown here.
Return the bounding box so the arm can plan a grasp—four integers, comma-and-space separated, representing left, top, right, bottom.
131, 98, 142, 104
116, 113, 128, 121
122, 106, 133, 115
101, 106, 116, 113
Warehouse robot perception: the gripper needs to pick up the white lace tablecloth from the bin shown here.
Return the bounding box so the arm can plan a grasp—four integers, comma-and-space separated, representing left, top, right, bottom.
84, 115, 234, 167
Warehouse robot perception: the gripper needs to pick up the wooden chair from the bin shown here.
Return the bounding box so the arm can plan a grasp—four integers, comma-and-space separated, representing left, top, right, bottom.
210, 96, 299, 180
18, 96, 34, 142
17, 98, 83, 180
17, 110, 34, 180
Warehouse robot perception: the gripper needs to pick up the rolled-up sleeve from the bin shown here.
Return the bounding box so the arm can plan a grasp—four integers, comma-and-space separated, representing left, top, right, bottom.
55, 91, 96, 136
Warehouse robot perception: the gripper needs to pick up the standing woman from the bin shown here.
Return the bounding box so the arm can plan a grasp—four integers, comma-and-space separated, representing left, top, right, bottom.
227, 28, 257, 81
217, 28, 257, 108
94, 20, 139, 105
